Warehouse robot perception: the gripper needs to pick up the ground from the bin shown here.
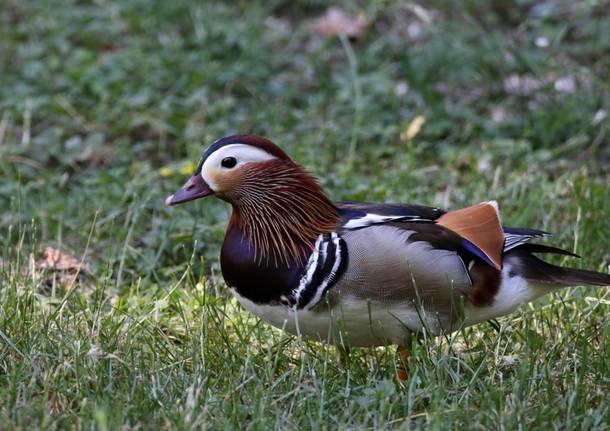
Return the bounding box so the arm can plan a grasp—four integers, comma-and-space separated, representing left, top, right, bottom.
1, 1, 609, 429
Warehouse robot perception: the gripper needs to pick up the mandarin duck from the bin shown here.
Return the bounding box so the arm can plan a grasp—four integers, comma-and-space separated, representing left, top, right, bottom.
166, 135, 610, 378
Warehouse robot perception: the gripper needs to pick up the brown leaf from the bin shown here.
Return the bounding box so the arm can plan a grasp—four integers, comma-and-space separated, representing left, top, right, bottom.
36, 247, 93, 294
401, 115, 426, 141
76, 145, 113, 165
490, 106, 508, 123
503, 74, 544, 95
38, 247, 87, 271
310, 7, 367, 38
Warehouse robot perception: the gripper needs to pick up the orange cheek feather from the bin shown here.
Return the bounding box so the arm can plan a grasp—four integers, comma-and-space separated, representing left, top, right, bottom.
212, 169, 244, 194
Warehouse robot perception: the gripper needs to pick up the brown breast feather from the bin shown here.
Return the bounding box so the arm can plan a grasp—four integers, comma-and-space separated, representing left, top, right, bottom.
436, 201, 504, 270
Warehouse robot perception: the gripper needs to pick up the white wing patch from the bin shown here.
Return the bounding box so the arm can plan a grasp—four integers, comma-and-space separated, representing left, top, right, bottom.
343, 213, 425, 229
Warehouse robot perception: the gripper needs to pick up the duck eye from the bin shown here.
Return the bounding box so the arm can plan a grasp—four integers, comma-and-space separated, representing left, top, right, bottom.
221, 156, 237, 168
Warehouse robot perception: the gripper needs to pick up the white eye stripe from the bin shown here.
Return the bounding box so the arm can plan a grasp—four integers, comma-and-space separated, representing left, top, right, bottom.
200, 144, 277, 191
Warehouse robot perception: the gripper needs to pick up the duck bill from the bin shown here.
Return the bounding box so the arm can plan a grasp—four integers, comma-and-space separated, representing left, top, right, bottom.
165, 174, 214, 206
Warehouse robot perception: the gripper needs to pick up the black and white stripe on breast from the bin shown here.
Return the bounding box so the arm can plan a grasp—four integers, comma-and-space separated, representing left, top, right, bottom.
286, 232, 348, 310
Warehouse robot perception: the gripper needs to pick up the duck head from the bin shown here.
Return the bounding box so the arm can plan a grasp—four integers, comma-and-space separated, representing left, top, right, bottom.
165, 135, 291, 206
165, 135, 339, 266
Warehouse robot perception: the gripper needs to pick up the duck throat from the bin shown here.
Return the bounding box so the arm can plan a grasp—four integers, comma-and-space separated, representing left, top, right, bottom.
226, 160, 340, 268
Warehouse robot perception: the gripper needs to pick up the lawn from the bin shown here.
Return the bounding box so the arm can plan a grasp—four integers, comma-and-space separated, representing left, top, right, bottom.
1, 0, 609, 429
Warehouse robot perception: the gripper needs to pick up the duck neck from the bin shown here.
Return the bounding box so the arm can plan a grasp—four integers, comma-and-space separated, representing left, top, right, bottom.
225, 160, 340, 268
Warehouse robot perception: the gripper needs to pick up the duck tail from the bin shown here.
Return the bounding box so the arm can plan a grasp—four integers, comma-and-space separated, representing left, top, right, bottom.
553, 266, 610, 287
506, 244, 610, 287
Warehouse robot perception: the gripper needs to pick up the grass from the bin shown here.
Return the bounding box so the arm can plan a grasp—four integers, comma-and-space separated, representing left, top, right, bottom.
1, 0, 609, 429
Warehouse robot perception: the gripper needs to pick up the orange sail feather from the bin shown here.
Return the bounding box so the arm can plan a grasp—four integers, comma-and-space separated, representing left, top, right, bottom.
436, 201, 504, 270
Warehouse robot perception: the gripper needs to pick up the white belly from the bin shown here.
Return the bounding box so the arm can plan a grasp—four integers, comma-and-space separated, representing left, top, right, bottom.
231, 289, 446, 347
230, 264, 545, 347
464, 264, 547, 326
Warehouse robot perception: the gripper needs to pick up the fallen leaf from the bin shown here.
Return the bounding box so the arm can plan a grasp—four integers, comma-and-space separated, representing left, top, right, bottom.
535, 36, 550, 48
503, 74, 543, 95
477, 154, 492, 173
36, 247, 92, 293
310, 7, 367, 38
38, 247, 84, 271
75, 145, 112, 165
401, 115, 426, 141
592, 109, 607, 125
159, 166, 174, 177
490, 106, 508, 123
394, 82, 409, 96
179, 161, 196, 175
554, 75, 576, 93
